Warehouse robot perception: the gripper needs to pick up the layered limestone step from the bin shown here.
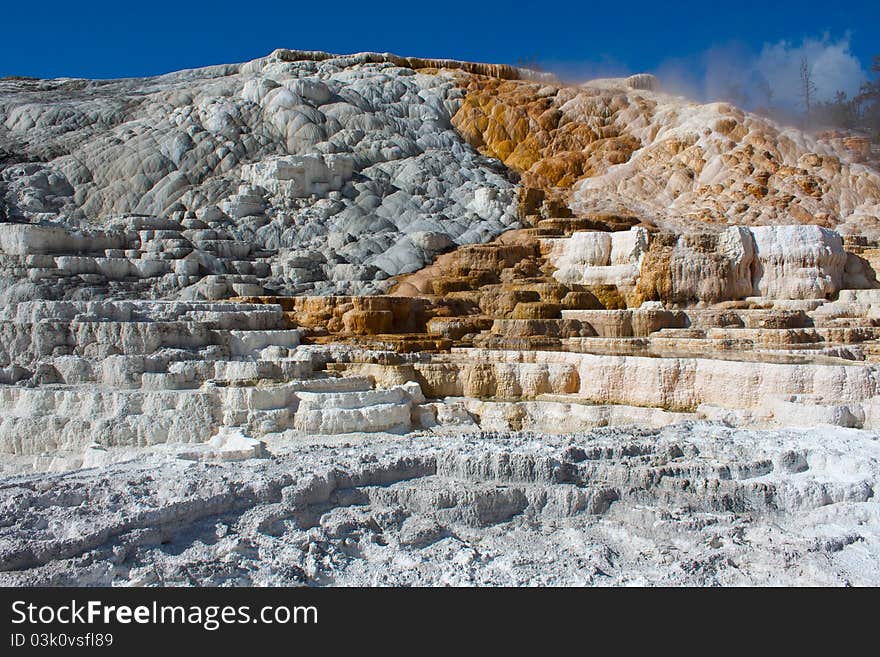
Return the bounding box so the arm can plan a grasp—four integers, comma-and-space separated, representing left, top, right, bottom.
488, 318, 598, 339
218, 375, 377, 435
0, 220, 273, 300
0, 373, 410, 456
426, 316, 495, 340
559, 309, 687, 337
559, 307, 818, 336
541, 226, 878, 306
0, 325, 303, 375
699, 394, 879, 429
0, 223, 126, 256
561, 335, 865, 365
645, 336, 867, 361
550, 307, 880, 359
0, 386, 222, 455
838, 289, 880, 304
543, 224, 874, 305
412, 356, 580, 400
17, 349, 311, 389
292, 382, 424, 434
0, 300, 299, 378
228, 329, 300, 356
174, 427, 268, 463
429, 348, 880, 427
453, 397, 697, 432
812, 290, 880, 324
700, 326, 880, 346
542, 227, 647, 291
389, 213, 880, 362
2, 299, 288, 328
233, 295, 432, 336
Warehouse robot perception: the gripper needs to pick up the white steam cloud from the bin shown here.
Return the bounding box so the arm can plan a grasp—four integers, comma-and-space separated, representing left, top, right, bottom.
756, 34, 867, 107
546, 33, 869, 114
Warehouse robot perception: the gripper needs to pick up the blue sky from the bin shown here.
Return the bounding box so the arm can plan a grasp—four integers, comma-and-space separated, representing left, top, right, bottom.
2, 1, 877, 106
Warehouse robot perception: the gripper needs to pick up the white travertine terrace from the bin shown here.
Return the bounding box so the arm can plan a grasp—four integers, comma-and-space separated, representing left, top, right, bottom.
544, 227, 649, 289
1, 51, 880, 586
544, 224, 855, 301
1, 50, 520, 297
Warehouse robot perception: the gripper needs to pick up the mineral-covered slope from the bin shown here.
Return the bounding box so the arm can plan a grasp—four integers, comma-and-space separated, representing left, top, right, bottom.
451, 72, 880, 233
1, 50, 525, 300
2, 50, 880, 586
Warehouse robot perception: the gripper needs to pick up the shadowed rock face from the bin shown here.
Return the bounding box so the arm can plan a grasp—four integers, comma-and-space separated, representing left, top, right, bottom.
2, 51, 880, 586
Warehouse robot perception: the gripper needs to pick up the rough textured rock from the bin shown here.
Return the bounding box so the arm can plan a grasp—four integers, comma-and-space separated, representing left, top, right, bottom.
0, 50, 523, 299
2, 50, 880, 586
547, 224, 851, 306
450, 72, 880, 234
1, 423, 878, 586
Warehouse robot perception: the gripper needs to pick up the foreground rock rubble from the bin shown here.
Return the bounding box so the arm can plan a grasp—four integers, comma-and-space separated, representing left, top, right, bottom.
1, 424, 877, 586
1, 50, 879, 585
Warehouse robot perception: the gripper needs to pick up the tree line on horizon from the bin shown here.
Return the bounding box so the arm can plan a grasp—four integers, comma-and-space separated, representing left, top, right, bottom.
787, 55, 879, 141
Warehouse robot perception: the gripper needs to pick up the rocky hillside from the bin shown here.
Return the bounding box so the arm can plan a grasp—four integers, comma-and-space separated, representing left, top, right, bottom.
0, 50, 529, 300
2, 50, 880, 586
453, 71, 880, 232
2, 49, 879, 306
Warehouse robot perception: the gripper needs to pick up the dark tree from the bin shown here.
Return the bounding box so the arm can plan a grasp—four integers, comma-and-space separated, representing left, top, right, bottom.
800, 57, 817, 128
814, 91, 860, 130
857, 55, 880, 141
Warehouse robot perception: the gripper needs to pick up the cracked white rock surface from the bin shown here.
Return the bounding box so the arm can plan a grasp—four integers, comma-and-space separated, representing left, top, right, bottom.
0, 51, 519, 298
0, 423, 877, 586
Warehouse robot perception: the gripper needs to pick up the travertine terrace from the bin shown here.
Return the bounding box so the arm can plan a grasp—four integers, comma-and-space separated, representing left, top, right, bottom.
1, 50, 879, 585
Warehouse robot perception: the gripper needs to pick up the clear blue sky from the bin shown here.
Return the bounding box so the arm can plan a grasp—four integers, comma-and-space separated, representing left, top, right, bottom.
2, 0, 877, 81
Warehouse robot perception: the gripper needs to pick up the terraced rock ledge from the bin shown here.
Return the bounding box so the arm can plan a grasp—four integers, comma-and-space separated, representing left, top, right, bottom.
1, 50, 879, 585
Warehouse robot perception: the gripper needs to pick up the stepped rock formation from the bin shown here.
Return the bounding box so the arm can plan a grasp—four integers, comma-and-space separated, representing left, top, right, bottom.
1, 49, 523, 300
1, 50, 880, 586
